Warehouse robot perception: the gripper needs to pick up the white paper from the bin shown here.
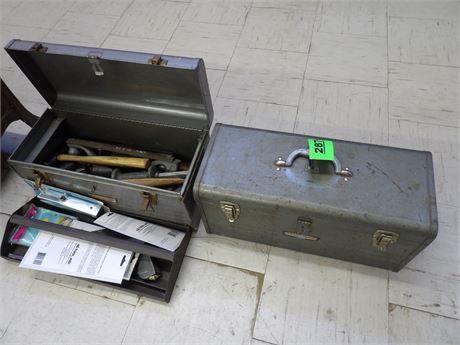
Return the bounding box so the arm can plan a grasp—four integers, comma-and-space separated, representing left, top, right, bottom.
94, 212, 185, 251
69, 219, 105, 232
20, 231, 132, 284
123, 253, 140, 280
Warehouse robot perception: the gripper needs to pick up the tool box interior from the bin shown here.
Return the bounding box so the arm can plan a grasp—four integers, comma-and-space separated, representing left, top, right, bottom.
12, 107, 205, 191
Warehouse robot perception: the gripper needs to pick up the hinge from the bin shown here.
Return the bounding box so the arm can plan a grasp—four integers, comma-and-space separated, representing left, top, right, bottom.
33, 170, 49, 188
143, 192, 158, 211
373, 230, 399, 252
220, 201, 240, 223
30, 43, 48, 53
148, 55, 168, 66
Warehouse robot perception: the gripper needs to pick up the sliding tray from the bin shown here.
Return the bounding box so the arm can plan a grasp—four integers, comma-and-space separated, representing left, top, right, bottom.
1, 197, 191, 302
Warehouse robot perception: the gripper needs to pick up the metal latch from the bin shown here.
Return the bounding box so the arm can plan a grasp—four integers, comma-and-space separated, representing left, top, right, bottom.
296, 217, 312, 232
220, 201, 240, 223
30, 43, 48, 53
88, 52, 104, 76
148, 55, 168, 66
143, 192, 158, 211
33, 170, 48, 188
283, 217, 319, 241
373, 230, 399, 251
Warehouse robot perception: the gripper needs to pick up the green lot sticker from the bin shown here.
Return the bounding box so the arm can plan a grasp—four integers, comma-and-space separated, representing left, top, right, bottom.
308, 139, 334, 160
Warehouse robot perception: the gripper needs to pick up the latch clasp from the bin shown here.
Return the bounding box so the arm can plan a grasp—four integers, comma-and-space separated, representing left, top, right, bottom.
88, 52, 104, 76
283, 217, 319, 241
30, 43, 48, 53
373, 230, 399, 251
33, 170, 48, 188
143, 192, 158, 211
220, 201, 240, 223
148, 55, 168, 66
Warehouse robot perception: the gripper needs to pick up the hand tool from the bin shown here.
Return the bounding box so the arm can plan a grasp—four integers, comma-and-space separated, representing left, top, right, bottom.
66, 139, 180, 171
111, 161, 161, 180
56, 154, 150, 169
57, 162, 77, 170
67, 146, 81, 155
88, 165, 113, 177
67, 144, 96, 156
122, 177, 184, 187
157, 171, 188, 178
154, 159, 181, 172
136, 255, 161, 281
111, 167, 188, 180
66, 138, 175, 162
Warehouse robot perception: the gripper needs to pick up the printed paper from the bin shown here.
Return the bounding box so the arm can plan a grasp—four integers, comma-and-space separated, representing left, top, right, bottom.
20, 231, 132, 284
94, 212, 185, 251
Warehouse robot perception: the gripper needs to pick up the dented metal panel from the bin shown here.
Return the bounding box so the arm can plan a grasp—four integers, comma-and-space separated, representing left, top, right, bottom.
194, 124, 438, 271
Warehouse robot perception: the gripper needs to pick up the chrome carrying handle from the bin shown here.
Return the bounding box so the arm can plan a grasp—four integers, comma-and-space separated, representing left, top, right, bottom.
274, 148, 352, 177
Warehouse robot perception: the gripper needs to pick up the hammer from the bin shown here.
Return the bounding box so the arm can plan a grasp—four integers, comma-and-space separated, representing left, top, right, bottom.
56, 154, 150, 169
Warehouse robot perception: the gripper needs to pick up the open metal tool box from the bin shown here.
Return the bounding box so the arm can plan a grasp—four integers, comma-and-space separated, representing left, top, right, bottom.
1, 39, 213, 302
194, 124, 438, 272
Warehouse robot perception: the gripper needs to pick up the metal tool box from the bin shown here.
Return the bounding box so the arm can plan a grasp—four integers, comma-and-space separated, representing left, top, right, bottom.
1, 39, 213, 302
6, 39, 212, 228
194, 124, 438, 271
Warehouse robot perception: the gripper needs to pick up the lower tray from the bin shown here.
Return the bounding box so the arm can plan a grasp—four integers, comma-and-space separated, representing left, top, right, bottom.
0, 197, 191, 302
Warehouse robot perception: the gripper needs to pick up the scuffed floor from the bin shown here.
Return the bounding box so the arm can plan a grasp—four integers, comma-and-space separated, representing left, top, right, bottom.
1, 0, 459, 344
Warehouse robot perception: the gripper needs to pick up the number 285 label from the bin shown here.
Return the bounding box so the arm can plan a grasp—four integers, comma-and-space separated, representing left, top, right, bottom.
307, 139, 335, 161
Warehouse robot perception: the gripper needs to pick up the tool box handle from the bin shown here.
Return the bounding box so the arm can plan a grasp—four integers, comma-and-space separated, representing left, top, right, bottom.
274, 148, 352, 177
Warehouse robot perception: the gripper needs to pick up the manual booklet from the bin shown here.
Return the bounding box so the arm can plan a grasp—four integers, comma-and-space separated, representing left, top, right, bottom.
20, 231, 133, 284
94, 212, 185, 251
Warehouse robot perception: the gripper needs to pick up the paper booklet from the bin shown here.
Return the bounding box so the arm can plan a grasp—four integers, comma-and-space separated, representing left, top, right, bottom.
94, 212, 185, 251
20, 231, 133, 284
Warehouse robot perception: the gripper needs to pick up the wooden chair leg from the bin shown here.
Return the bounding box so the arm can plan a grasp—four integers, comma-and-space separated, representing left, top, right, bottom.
1, 79, 41, 180
1, 79, 40, 134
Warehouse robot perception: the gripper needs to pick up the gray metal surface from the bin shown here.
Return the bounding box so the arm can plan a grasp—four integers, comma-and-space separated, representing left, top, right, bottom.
194, 124, 438, 271
5, 39, 213, 130
6, 40, 212, 230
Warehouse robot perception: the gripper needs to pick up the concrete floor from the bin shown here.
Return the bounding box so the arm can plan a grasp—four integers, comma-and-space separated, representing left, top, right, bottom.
0, 0, 459, 344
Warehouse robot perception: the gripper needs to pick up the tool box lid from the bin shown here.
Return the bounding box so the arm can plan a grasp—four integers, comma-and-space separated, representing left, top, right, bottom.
5, 39, 213, 130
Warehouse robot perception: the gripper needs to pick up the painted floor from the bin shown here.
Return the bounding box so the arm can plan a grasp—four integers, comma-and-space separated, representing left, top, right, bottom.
0, 0, 459, 344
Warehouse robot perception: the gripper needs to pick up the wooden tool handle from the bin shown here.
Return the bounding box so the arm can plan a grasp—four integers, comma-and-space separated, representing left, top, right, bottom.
56, 154, 149, 169
66, 138, 175, 162
123, 178, 184, 187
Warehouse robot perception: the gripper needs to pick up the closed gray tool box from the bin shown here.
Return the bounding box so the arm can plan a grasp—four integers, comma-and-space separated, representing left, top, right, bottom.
194, 124, 438, 271
1, 39, 213, 302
